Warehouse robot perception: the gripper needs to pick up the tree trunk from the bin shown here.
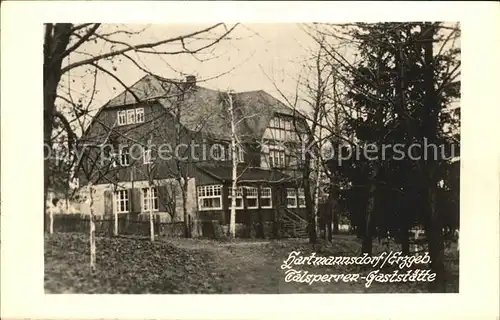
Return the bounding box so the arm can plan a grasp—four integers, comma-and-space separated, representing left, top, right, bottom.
303, 177, 317, 244
88, 184, 96, 272
229, 183, 237, 238
421, 23, 446, 292
181, 180, 190, 238
49, 209, 54, 234
149, 187, 155, 242
425, 185, 446, 292
333, 210, 339, 234
400, 228, 410, 255
361, 203, 373, 255
313, 157, 321, 237
43, 24, 72, 233
114, 208, 118, 236
228, 92, 237, 239
327, 218, 333, 242
362, 164, 378, 255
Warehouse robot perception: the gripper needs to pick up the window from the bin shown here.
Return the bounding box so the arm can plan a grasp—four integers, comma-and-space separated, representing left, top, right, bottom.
136, 108, 145, 123
269, 149, 286, 168
260, 187, 272, 209
110, 152, 118, 168
197, 185, 223, 211
298, 188, 306, 208
114, 190, 129, 213
284, 119, 291, 131
228, 186, 244, 210
212, 144, 225, 161
142, 187, 159, 212
119, 147, 129, 166
143, 147, 152, 164
117, 111, 127, 125
287, 188, 297, 208
237, 145, 245, 163
117, 108, 144, 126
268, 115, 302, 142
269, 118, 275, 128
126, 109, 136, 124
245, 187, 259, 209
103, 146, 118, 168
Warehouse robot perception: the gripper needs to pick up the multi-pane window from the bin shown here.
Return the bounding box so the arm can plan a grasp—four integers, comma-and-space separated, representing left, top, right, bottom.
298, 188, 306, 208
260, 187, 272, 208
268, 116, 300, 142
135, 108, 145, 123
114, 190, 129, 213
117, 111, 127, 125
287, 188, 297, 208
212, 144, 225, 160
110, 152, 118, 168
143, 147, 152, 164
228, 186, 244, 210
142, 187, 159, 212
197, 185, 223, 211
237, 145, 245, 163
245, 187, 259, 209
269, 149, 286, 168
126, 109, 136, 124
117, 108, 145, 126
119, 147, 129, 166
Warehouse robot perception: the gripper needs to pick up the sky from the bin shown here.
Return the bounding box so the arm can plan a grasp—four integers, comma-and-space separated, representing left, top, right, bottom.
58, 22, 460, 137
59, 23, 319, 118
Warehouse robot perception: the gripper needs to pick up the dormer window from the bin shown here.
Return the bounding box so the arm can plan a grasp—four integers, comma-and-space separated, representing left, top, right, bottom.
136, 108, 145, 123
117, 111, 127, 125
127, 109, 136, 124
117, 108, 145, 126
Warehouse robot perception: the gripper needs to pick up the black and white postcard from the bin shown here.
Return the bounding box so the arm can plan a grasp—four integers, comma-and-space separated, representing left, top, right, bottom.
1, 1, 499, 319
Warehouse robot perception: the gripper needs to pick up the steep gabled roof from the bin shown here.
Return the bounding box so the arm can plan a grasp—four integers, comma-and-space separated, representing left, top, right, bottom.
99, 74, 305, 141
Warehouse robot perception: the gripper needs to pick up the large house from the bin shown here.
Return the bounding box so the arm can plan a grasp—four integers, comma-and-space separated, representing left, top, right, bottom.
77, 74, 312, 237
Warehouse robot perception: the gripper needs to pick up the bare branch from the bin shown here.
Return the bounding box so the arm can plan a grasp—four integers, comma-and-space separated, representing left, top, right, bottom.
61, 23, 239, 74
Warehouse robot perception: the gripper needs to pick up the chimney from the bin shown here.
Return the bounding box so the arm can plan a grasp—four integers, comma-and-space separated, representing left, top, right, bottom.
185, 75, 196, 88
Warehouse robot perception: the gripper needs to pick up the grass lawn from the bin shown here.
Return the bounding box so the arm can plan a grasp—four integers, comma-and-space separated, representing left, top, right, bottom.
45, 233, 459, 294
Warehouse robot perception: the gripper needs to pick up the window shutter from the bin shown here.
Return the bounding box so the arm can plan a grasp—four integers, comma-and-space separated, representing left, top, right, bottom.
104, 190, 113, 215
131, 188, 141, 213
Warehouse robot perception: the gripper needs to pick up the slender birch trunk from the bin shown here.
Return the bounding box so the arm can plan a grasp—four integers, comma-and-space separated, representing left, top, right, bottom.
49, 211, 54, 234
88, 183, 96, 271
313, 157, 321, 238
113, 206, 118, 236
49, 195, 54, 234
149, 186, 155, 242
228, 92, 237, 238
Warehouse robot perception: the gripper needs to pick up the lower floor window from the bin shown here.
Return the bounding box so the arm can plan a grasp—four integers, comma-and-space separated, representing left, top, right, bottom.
228, 186, 244, 210
201, 197, 221, 210
114, 189, 129, 213
260, 187, 272, 208
142, 187, 159, 212
287, 188, 297, 208
197, 185, 223, 211
245, 187, 259, 209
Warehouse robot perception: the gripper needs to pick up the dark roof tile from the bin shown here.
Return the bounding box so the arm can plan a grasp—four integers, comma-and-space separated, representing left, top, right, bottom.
101, 74, 304, 141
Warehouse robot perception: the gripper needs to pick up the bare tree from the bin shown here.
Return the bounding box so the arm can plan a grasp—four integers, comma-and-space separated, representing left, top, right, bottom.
43, 23, 239, 232
228, 92, 238, 238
